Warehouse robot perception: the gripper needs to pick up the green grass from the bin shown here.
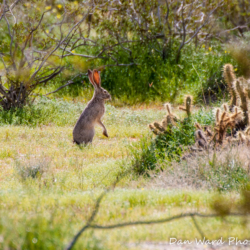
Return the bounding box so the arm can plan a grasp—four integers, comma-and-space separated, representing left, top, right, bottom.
0, 100, 249, 250
0, 97, 166, 127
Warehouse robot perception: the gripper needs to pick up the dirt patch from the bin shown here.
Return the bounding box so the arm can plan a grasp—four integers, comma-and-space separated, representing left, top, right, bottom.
148, 145, 250, 191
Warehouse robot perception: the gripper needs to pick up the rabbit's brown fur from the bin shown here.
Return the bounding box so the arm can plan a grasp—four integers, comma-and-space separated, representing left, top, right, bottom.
73, 69, 111, 144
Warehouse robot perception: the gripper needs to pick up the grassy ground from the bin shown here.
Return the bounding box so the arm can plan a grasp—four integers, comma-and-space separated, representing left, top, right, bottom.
0, 99, 249, 250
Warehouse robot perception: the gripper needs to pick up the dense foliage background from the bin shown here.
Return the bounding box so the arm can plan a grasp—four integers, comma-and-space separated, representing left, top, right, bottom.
0, 0, 250, 106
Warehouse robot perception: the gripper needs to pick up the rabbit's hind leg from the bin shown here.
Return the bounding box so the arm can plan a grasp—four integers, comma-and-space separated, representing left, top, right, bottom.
74, 128, 95, 145
84, 128, 95, 144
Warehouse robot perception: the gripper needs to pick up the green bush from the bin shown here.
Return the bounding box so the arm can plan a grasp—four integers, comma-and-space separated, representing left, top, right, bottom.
44, 42, 234, 104
130, 108, 214, 175
15, 158, 50, 181
200, 152, 249, 192
97, 42, 234, 104
129, 135, 158, 176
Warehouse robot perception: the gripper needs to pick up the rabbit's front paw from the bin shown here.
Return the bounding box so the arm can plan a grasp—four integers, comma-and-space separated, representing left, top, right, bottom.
103, 130, 109, 137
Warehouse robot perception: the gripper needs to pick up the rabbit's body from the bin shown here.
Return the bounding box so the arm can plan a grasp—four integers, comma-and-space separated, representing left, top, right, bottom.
73, 69, 111, 144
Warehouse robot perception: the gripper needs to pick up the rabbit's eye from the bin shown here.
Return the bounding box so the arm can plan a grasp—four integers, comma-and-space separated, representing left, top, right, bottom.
104, 90, 107, 94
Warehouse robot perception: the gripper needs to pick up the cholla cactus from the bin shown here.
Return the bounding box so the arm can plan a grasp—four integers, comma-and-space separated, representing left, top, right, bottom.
213, 108, 221, 124
212, 105, 245, 144
223, 63, 250, 128
237, 131, 246, 143
222, 103, 229, 112
234, 128, 250, 145
245, 126, 250, 136
194, 122, 202, 130
194, 122, 213, 140
148, 103, 178, 135
164, 103, 178, 126
194, 129, 208, 149
230, 106, 244, 125
194, 122, 213, 150
234, 78, 250, 127
244, 126, 250, 145
213, 111, 233, 144
246, 81, 250, 99
223, 64, 237, 107
204, 126, 213, 137
179, 95, 193, 117
148, 120, 167, 135
153, 122, 165, 132
148, 124, 161, 135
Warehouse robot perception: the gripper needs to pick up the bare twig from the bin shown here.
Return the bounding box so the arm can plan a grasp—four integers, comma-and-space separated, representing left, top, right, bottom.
184, 1, 224, 45
90, 212, 248, 230
44, 73, 84, 96
30, 10, 91, 81
0, 0, 21, 22
66, 209, 248, 250
176, 2, 186, 63
45, 81, 73, 96
191, 215, 206, 239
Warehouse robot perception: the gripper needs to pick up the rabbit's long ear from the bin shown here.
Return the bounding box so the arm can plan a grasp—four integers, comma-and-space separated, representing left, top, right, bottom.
88, 69, 96, 88
93, 69, 101, 88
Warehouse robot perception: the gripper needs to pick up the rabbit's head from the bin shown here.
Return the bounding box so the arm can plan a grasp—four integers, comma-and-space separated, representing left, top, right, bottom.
88, 69, 111, 101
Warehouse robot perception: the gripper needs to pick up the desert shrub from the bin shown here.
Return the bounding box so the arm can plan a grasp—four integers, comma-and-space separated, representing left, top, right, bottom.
129, 135, 158, 175
15, 158, 50, 181
0, 97, 84, 126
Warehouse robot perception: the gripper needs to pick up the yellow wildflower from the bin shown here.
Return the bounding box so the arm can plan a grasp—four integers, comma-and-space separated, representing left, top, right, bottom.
225, 51, 227, 53
57, 4, 63, 9
235, 68, 238, 71
209, 47, 212, 51
141, 188, 144, 190
56, 14, 61, 19
202, 44, 205, 48
73, 1, 78, 5
71, 50, 75, 53
46, 29, 49, 33
45, 6, 52, 10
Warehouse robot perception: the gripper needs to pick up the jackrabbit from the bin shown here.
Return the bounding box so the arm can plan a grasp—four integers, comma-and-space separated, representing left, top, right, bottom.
73, 69, 111, 144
